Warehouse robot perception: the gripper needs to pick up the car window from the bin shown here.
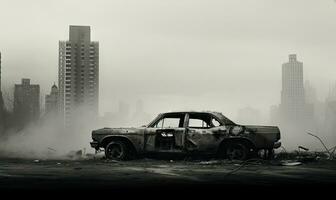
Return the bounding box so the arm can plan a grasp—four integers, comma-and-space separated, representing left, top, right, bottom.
188, 118, 209, 128
155, 119, 164, 128
211, 118, 221, 127
154, 117, 182, 128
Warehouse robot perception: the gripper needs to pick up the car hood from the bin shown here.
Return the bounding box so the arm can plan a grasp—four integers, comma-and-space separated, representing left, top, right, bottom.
92, 127, 143, 135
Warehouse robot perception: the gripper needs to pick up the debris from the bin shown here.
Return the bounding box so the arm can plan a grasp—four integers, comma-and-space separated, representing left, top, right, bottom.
85, 153, 96, 159
104, 159, 119, 163
298, 146, 309, 151
48, 147, 56, 152
281, 161, 302, 166
73, 167, 82, 170
307, 132, 334, 159
66, 150, 83, 159
33, 159, 40, 163
169, 160, 174, 163
199, 160, 221, 165
56, 162, 61, 165
225, 158, 265, 176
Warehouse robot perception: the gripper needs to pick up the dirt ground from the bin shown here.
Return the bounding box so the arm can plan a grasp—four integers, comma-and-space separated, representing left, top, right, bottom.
1, 155, 336, 191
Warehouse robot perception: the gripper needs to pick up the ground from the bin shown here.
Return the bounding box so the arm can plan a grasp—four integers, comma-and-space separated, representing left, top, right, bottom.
1, 156, 336, 191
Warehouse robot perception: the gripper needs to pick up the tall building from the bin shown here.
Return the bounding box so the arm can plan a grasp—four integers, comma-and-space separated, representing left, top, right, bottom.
304, 80, 317, 104
280, 54, 306, 124
0, 52, 4, 130
45, 83, 59, 114
0, 52, 2, 92
325, 83, 336, 145
59, 25, 99, 126
14, 79, 40, 127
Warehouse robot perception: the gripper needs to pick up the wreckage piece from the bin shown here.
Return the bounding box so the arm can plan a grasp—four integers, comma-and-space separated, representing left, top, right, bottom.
307, 132, 333, 159
90, 111, 281, 161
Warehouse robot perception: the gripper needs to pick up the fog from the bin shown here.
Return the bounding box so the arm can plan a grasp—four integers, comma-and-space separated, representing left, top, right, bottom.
1, 0, 336, 157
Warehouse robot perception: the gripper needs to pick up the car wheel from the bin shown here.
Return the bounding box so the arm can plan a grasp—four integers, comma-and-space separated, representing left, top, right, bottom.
226, 142, 249, 160
105, 141, 128, 160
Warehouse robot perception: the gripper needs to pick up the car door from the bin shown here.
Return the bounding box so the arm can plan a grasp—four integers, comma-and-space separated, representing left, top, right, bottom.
185, 113, 226, 153
144, 113, 187, 152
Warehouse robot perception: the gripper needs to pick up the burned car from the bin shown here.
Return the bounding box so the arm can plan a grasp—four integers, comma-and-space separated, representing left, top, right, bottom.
90, 111, 281, 160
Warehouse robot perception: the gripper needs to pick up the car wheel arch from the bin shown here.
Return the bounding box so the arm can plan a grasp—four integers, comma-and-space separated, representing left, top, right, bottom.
102, 136, 138, 154
217, 137, 256, 154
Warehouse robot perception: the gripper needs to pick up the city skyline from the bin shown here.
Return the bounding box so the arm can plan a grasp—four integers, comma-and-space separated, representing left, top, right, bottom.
1, 0, 336, 119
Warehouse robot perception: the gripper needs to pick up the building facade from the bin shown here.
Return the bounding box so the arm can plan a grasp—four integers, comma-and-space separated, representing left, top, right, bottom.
280, 54, 306, 124
59, 25, 99, 126
0, 52, 2, 92
325, 84, 336, 145
14, 79, 40, 127
45, 83, 59, 114
0, 52, 3, 131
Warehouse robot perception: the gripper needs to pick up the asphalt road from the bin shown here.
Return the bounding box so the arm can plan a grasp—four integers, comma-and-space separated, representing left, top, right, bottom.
0, 157, 336, 191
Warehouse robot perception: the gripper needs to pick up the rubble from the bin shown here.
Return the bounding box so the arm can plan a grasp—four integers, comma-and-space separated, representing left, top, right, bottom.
307, 132, 335, 160
280, 161, 302, 166
199, 160, 222, 165
66, 150, 84, 160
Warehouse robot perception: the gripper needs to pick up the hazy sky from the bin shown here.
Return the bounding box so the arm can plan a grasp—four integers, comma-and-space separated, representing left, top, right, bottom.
1, 0, 336, 123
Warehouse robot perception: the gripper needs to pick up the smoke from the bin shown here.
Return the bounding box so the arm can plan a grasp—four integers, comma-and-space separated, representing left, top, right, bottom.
0, 111, 98, 159
0, 101, 154, 159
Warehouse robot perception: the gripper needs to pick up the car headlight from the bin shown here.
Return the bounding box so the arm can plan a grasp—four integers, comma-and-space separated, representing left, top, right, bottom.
231, 126, 244, 135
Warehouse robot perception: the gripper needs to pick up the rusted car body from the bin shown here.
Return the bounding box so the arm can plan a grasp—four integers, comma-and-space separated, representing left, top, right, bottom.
90, 111, 281, 160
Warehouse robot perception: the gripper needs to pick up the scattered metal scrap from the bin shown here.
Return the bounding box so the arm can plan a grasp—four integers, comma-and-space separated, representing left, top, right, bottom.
47, 147, 56, 152
307, 132, 335, 160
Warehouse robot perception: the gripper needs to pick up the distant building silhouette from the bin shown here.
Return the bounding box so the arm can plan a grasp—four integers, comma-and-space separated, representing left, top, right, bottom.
280, 54, 306, 125
0, 52, 2, 93
325, 84, 336, 145
132, 99, 151, 126
269, 54, 317, 149
0, 52, 4, 132
59, 25, 99, 126
14, 79, 40, 127
236, 106, 261, 125
45, 83, 59, 114
304, 80, 317, 104
118, 101, 130, 120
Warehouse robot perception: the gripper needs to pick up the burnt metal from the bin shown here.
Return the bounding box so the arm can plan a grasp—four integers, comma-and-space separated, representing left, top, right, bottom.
90, 111, 281, 160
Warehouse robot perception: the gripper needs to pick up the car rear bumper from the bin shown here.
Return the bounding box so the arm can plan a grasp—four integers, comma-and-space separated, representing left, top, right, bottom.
273, 141, 281, 149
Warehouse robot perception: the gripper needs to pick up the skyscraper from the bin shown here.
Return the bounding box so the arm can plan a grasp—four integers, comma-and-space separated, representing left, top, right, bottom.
0, 52, 2, 92
14, 79, 40, 127
0, 52, 3, 129
59, 26, 99, 126
45, 83, 59, 114
280, 54, 305, 124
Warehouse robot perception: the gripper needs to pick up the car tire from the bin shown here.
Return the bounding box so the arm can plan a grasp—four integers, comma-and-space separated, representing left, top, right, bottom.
225, 142, 249, 161
105, 141, 129, 161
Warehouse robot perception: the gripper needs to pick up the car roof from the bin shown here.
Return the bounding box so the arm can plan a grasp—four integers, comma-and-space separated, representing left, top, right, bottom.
160, 111, 222, 115
147, 111, 236, 127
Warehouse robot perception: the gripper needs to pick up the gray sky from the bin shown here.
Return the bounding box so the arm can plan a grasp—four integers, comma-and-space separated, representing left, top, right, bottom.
1, 0, 336, 123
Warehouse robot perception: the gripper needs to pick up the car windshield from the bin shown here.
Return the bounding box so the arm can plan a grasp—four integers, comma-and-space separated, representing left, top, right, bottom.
213, 113, 236, 125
